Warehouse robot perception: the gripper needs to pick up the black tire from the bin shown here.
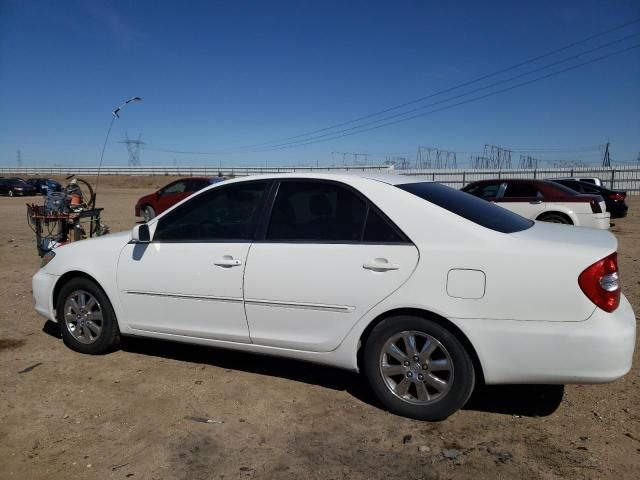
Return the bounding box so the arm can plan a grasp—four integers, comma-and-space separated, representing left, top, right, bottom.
538, 212, 571, 224
363, 315, 475, 421
142, 205, 156, 222
55, 277, 120, 354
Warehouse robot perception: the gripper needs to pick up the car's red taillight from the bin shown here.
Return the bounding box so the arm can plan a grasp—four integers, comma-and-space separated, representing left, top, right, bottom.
589, 198, 602, 213
578, 252, 620, 313
608, 192, 626, 202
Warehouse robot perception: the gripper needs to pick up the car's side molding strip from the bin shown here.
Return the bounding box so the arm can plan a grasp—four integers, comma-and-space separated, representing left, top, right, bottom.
125, 290, 243, 304
244, 298, 355, 313
125, 290, 354, 313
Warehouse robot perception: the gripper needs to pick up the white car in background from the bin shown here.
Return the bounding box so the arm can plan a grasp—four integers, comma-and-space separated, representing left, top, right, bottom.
462, 179, 610, 229
32, 174, 635, 420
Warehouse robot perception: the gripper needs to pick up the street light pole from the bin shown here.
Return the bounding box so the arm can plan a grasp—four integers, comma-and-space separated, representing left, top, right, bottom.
94, 96, 143, 201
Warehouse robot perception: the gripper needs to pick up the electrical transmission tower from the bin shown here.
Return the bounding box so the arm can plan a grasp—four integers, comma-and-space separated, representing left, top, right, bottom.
482, 144, 512, 169
518, 155, 538, 169
120, 133, 145, 166
602, 142, 611, 167
16, 150, 23, 168
469, 155, 491, 169
385, 156, 410, 169
416, 147, 457, 169
331, 151, 370, 166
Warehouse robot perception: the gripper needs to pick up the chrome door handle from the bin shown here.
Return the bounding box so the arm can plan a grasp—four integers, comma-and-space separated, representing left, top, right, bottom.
363, 259, 400, 272
214, 256, 242, 267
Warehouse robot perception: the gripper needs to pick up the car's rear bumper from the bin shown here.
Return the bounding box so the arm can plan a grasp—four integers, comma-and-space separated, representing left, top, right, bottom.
32, 270, 59, 322
575, 212, 611, 229
609, 204, 628, 219
455, 294, 636, 384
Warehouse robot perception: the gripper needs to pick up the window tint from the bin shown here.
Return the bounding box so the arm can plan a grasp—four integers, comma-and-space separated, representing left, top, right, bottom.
162, 181, 186, 194
503, 182, 539, 198
363, 209, 404, 243
464, 182, 501, 198
398, 182, 533, 234
579, 178, 596, 184
186, 179, 208, 192
267, 181, 367, 242
154, 182, 267, 241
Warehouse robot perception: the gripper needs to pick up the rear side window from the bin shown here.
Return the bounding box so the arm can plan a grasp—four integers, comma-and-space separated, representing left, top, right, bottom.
503, 183, 540, 198
398, 182, 533, 233
266, 180, 408, 243
267, 181, 366, 241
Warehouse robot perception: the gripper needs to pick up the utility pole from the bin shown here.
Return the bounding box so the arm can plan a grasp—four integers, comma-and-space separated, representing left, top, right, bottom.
16, 150, 23, 168
602, 141, 611, 167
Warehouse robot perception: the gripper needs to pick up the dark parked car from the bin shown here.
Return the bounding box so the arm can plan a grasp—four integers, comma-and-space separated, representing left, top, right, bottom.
0, 177, 38, 197
135, 177, 225, 221
548, 179, 628, 218
26, 178, 63, 195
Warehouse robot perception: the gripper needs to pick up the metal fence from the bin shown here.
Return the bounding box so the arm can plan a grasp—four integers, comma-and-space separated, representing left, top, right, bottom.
398, 166, 640, 194
2, 165, 639, 194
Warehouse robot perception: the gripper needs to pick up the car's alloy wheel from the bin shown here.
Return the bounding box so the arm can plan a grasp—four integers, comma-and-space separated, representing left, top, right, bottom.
363, 315, 475, 421
8, 189, 14, 197
539, 213, 570, 224
56, 278, 120, 354
63, 290, 104, 344
379, 331, 454, 405
142, 205, 156, 222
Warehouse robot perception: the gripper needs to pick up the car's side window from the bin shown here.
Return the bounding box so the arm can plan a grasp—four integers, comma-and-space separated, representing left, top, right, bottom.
503, 183, 540, 198
185, 179, 206, 192
162, 181, 187, 195
154, 182, 268, 242
363, 208, 405, 243
266, 181, 368, 242
465, 183, 502, 199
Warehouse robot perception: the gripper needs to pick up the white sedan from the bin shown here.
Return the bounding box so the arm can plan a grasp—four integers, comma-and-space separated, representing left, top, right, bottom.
32, 173, 636, 420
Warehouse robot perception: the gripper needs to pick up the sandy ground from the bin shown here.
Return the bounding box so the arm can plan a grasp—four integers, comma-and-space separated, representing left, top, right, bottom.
0, 176, 639, 480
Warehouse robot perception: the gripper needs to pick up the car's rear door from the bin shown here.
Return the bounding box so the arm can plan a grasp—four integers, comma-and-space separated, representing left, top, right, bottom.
117, 180, 270, 342
497, 181, 546, 219
243, 179, 419, 352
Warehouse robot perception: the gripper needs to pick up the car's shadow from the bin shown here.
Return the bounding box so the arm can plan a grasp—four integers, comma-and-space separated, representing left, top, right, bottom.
43, 320, 564, 418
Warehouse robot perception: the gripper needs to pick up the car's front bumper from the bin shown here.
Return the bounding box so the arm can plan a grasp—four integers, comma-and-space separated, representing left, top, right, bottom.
455, 294, 636, 384
32, 270, 59, 322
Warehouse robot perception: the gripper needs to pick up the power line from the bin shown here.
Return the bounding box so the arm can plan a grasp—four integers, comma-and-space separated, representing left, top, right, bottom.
252, 43, 640, 152
254, 34, 640, 151
232, 18, 640, 150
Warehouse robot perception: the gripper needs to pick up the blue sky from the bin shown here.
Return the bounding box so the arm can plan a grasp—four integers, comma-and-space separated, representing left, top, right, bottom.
1, 0, 639, 167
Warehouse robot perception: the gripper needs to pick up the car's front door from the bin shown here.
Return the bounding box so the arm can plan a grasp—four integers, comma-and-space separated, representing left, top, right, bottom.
243, 180, 420, 352
117, 180, 270, 342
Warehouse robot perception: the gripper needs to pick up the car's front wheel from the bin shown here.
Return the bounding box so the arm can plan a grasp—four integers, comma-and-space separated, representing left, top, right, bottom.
142, 205, 156, 222
363, 315, 475, 421
56, 277, 120, 354
8, 189, 14, 197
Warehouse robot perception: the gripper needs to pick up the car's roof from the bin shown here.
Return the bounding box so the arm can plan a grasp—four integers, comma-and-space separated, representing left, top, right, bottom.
467, 178, 550, 185
224, 172, 426, 186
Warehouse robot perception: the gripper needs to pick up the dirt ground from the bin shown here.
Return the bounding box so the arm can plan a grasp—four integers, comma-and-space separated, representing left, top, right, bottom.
1, 175, 639, 480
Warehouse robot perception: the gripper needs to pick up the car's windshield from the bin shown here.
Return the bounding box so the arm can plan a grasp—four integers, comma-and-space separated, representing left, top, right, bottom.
397, 182, 533, 233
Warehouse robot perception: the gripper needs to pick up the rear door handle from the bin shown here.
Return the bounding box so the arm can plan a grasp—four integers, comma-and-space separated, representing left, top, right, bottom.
214, 256, 242, 268
363, 259, 400, 272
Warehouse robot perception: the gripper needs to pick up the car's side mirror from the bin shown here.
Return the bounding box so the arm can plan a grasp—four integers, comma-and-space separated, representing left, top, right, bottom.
132, 224, 151, 243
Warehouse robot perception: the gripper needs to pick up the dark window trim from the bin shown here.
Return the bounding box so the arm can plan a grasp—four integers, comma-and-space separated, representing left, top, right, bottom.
151, 179, 274, 244
254, 178, 413, 245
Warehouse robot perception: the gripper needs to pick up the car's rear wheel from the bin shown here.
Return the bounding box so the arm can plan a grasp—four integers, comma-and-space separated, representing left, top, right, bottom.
142, 205, 156, 222
56, 278, 120, 354
363, 315, 475, 421
538, 212, 571, 224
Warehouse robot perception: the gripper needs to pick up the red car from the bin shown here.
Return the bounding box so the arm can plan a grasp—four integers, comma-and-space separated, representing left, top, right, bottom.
135, 177, 224, 221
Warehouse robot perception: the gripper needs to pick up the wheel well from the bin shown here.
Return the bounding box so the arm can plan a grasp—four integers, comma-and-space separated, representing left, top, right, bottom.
52, 271, 102, 314
357, 308, 485, 385
537, 211, 573, 224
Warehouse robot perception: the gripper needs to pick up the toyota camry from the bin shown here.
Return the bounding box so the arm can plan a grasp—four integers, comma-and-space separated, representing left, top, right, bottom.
32, 173, 636, 420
